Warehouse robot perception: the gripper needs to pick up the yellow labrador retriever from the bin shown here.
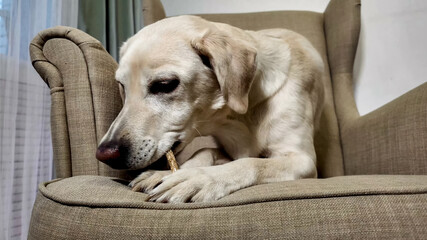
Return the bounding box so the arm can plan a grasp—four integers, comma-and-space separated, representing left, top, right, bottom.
96, 15, 324, 203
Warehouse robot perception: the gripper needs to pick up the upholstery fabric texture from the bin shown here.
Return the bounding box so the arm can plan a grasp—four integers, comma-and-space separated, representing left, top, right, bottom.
342, 82, 427, 175
323, 0, 427, 175
28, 175, 427, 239
30, 28, 129, 179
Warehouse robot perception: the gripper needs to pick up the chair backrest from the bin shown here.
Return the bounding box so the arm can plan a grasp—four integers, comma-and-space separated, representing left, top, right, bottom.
30, 0, 360, 179
143, 0, 361, 178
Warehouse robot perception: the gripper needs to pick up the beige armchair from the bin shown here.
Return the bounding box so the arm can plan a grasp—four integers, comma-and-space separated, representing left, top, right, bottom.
28, 0, 427, 239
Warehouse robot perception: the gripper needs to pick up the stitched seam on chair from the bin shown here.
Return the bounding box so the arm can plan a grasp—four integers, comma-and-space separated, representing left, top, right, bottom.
41, 39, 78, 177
40, 190, 427, 211
30, 43, 43, 59
331, 73, 349, 175
31, 42, 74, 177
38, 177, 427, 211
31, 30, 102, 177
40, 36, 101, 176
50, 87, 64, 94
77, 42, 101, 176
45, 41, 74, 178
77, 42, 101, 47
320, 13, 346, 177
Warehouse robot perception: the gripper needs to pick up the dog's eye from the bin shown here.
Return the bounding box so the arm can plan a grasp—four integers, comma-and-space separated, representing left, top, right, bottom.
149, 79, 180, 94
198, 53, 212, 70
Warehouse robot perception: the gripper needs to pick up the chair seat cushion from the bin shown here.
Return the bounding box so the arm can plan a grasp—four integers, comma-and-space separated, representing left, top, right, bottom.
28, 175, 427, 239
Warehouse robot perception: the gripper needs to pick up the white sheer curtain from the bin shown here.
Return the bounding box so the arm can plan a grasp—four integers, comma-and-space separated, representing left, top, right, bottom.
0, 0, 78, 239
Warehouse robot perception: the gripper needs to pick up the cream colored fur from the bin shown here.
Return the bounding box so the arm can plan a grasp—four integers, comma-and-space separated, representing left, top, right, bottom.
99, 15, 325, 203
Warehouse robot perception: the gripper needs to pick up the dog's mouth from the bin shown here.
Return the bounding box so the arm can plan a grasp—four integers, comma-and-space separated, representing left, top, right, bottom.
156, 140, 182, 164
141, 140, 182, 171
171, 140, 182, 154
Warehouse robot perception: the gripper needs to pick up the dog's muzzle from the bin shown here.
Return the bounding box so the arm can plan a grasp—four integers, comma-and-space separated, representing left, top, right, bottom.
96, 137, 156, 169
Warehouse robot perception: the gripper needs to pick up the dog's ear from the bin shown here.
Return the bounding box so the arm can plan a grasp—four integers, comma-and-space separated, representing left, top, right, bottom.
191, 31, 257, 114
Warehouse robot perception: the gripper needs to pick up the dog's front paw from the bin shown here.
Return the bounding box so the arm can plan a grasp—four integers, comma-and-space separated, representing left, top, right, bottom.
140, 167, 232, 203
129, 170, 171, 193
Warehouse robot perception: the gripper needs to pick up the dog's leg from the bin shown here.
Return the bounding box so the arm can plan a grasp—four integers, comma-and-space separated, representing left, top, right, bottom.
180, 148, 215, 168
181, 148, 231, 168
129, 148, 230, 195
142, 152, 316, 203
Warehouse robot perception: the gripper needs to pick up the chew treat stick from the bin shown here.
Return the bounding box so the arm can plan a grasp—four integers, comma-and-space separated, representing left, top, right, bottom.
166, 150, 179, 172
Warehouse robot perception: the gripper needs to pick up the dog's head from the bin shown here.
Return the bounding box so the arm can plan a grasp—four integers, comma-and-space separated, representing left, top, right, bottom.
96, 16, 257, 170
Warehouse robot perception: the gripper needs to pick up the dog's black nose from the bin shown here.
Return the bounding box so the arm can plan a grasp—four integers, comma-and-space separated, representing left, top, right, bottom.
96, 141, 130, 169
96, 141, 122, 163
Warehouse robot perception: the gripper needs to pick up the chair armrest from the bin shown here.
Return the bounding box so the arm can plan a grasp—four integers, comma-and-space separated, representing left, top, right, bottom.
30, 26, 129, 179
341, 83, 427, 175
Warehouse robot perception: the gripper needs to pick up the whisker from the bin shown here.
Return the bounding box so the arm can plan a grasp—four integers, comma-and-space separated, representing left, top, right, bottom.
193, 127, 202, 137
194, 120, 211, 123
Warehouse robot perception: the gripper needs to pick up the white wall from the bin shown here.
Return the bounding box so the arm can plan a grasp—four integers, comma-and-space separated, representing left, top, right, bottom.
161, 0, 329, 15
353, 0, 427, 115
161, 0, 427, 115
